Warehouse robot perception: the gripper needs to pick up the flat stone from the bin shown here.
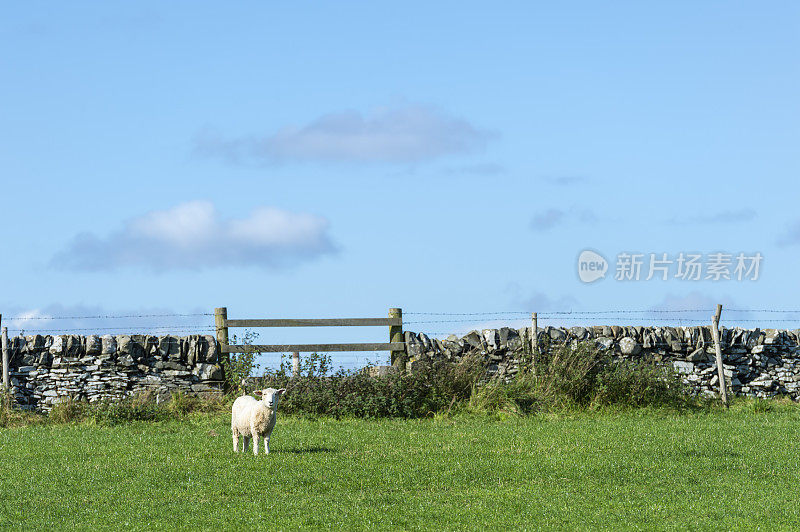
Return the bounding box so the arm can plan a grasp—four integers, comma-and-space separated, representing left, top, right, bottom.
687, 348, 708, 362
101, 335, 117, 355
549, 328, 567, 342
49, 336, 65, 355
595, 337, 614, 350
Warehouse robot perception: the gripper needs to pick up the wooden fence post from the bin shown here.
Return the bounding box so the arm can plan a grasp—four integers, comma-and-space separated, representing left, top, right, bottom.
711, 304, 729, 408
215, 307, 229, 348
389, 308, 404, 370
214, 307, 230, 389
292, 351, 300, 378
2, 325, 9, 393
532, 312, 538, 374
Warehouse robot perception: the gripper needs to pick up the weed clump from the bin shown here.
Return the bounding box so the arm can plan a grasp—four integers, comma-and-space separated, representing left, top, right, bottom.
470, 341, 696, 414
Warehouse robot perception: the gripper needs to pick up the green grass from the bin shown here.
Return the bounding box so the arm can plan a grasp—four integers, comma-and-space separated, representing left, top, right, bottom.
2, 402, 800, 530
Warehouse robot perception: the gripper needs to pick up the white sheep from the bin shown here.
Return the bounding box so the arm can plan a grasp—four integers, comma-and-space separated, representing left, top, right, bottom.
231, 388, 286, 455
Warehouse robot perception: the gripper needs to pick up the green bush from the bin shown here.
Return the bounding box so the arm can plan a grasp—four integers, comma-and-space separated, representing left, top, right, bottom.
471, 341, 698, 414
256, 353, 484, 418
45, 391, 228, 426
220, 330, 260, 394
593, 359, 691, 409
534, 340, 607, 407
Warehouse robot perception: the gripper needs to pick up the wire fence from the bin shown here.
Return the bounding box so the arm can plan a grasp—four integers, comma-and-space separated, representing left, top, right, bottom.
2, 308, 799, 335
403, 308, 800, 337
0, 307, 797, 368
0, 311, 216, 336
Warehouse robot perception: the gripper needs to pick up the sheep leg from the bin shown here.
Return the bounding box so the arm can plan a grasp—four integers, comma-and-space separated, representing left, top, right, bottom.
264, 436, 270, 455
252, 432, 259, 455
242, 436, 250, 453
232, 431, 239, 453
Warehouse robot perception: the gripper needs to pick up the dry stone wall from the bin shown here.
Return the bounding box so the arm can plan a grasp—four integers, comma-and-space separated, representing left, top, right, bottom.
7, 334, 225, 411
405, 325, 800, 399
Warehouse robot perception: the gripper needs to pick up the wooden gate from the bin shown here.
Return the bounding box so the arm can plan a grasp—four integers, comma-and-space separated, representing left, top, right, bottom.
214, 307, 405, 365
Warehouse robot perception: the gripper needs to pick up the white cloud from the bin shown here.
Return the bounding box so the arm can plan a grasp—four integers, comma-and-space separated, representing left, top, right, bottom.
51, 201, 337, 272
195, 104, 493, 164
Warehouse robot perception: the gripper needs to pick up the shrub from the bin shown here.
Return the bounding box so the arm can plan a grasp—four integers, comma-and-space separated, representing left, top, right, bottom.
0, 390, 16, 427
49, 397, 89, 424
534, 341, 607, 407
220, 330, 260, 394
257, 353, 484, 418
471, 341, 698, 414
592, 359, 692, 409
87, 392, 164, 424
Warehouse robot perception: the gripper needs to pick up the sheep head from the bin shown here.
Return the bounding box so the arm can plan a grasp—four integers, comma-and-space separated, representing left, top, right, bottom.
254, 388, 286, 409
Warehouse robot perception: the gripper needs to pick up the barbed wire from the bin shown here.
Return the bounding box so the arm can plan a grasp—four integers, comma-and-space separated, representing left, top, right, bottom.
408, 335, 752, 349
407, 309, 800, 317
6, 326, 216, 334
403, 318, 726, 324
2, 312, 213, 321
405, 311, 531, 316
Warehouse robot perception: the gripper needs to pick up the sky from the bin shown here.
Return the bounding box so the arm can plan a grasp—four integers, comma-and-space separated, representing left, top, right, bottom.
1, 2, 799, 368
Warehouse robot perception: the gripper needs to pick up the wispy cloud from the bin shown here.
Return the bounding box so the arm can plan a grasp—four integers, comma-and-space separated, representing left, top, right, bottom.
777, 219, 800, 246
443, 162, 505, 176
505, 283, 578, 312
530, 209, 566, 231
1, 303, 212, 335
530, 207, 597, 231
50, 201, 337, 272
544, 176, 589, 186
195, 104, 493, 165
518, 291, 578, 312
668, 209, 757, 225
648, 292, 730, 313
646, 292, 755, 322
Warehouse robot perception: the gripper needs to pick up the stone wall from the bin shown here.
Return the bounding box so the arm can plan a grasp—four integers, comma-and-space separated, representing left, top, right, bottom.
404, 325, 800, 399
9, 325, 800, 411
6, 334, 225, 411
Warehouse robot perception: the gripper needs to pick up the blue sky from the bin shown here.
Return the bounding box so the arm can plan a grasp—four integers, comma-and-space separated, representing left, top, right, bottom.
2, 2, 799, 366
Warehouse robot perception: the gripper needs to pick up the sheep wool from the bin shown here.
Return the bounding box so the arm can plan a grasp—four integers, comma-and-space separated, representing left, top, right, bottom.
231, 388, 286, 455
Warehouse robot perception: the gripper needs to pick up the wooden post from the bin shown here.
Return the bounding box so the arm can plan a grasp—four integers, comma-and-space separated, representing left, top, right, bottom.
532, 312, 538, 373
214, 307, 229, 348
214, 307, 230, 390
710, 304, 729, 408
389, 308, 404, 370
2, 325, 9, 393
292, 351, 300, 378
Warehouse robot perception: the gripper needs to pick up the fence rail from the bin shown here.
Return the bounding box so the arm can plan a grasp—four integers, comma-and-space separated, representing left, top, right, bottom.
225, 318, 401, 328
216, 307, 406, 365
221, 342, 405, 353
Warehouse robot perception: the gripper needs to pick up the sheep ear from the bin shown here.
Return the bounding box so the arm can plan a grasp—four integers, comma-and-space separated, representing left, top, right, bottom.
253, 390, 262, 396
277, 388, 286, 394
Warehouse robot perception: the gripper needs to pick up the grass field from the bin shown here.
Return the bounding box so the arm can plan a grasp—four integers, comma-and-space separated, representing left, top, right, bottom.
2, 403, 800, 531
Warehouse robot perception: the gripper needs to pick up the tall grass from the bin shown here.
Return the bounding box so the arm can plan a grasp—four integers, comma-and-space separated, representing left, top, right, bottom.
45, 391, 228, 425
470, 341, 697, 414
